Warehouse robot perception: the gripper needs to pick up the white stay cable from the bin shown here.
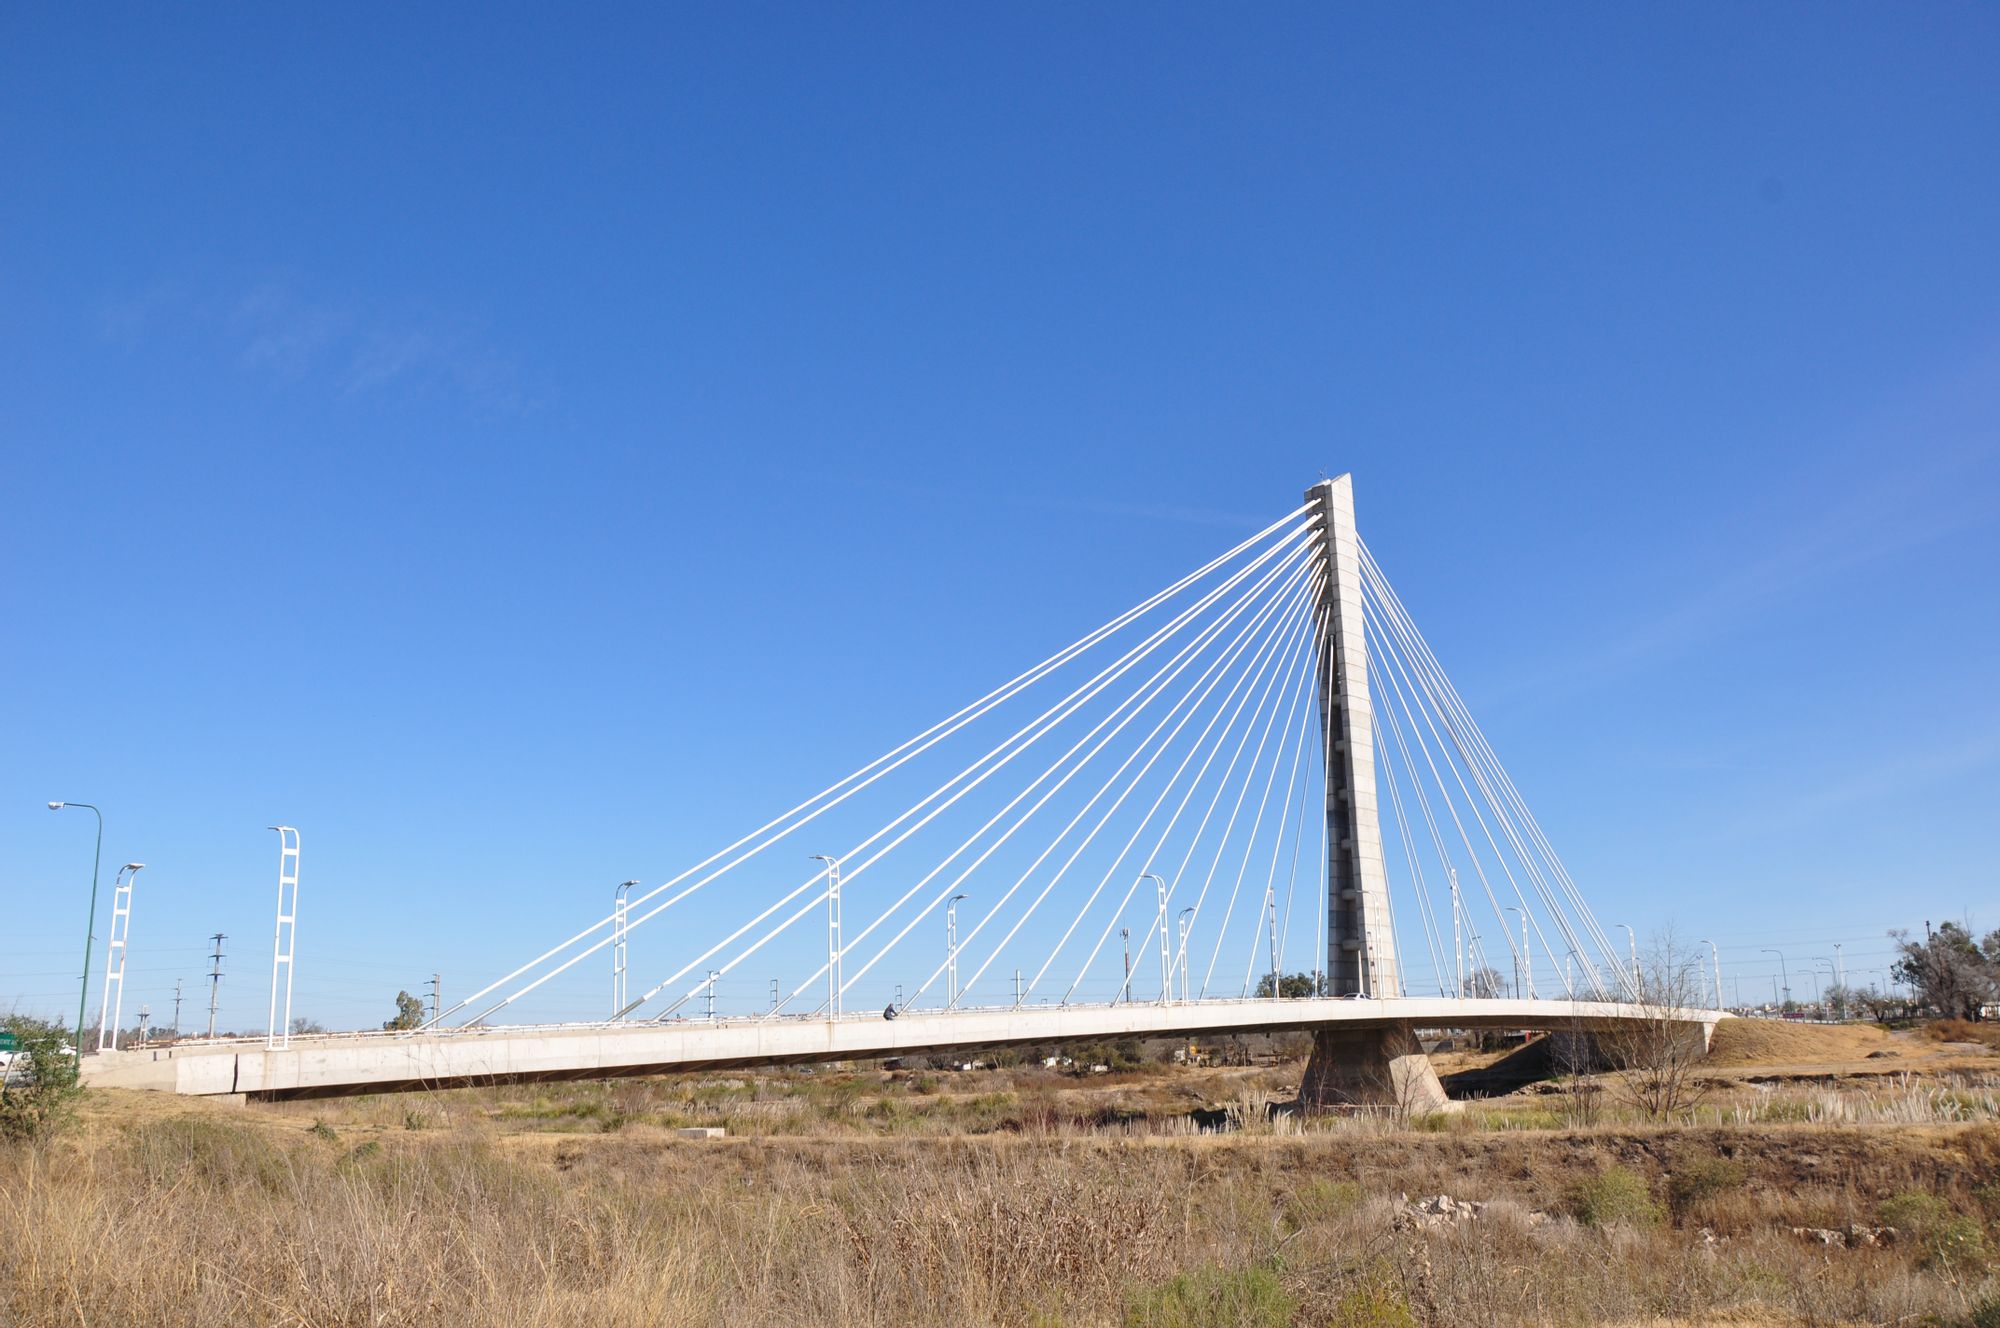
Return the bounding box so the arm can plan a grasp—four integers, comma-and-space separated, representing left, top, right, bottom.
1361, 543, 1622, 994
1167, 597, 1325, 996
1359, 555, 1611, 996
1056, 580, 1320, 1008
1237, 679, 1317, 998
1274, 719, 1316, 974
1024, 562, 1320, 1003
955, 570, 1324, 1009
1016, 568, 1328, 1008
862, 555, 1320, 1009
431, 504, 1312, 1027
1053, 569, 1324, 1006
1371, 656, 1451, 993
1360, 589, 1523, 980
658, 535, 1318, 1019
1199, 602, 1322, 998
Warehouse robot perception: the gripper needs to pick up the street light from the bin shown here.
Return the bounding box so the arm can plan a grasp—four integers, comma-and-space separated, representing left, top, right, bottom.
946, 894, 967, 1007
48, 800, 103, 1065
1142, 873, 1168, 1006
1503, 906, 1530, 999
1176, 907, 1195, 1005
1700, 939, 1722, 1010
1615, 923, 1639, 994
1762, 948, 1791, 1007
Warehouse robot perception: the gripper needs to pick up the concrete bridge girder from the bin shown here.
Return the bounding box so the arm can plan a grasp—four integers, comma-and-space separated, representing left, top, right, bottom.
82, 997, 1724, 1102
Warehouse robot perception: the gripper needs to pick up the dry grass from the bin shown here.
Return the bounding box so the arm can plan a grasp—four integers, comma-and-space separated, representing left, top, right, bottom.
6, 1035, 2000, 1327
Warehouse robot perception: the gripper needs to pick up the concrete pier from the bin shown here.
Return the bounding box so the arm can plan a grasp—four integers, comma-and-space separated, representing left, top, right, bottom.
1298, 1023, 1452, 1113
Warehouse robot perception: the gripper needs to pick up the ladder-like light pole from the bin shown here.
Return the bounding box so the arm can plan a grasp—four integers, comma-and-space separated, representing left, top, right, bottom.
810, 855, 842, 1019
946, 893, 967, 1007
612, 880, 637, 1019
99, 863, 144, 1050
266, 826, 300, 1050
1701, 939, 1722, 1010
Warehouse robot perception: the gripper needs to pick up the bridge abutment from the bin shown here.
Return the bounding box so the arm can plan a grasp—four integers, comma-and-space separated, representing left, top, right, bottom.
1298, 1022, 1453, 1114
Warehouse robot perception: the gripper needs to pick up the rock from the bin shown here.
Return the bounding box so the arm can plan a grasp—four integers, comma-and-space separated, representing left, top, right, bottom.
1394, 1194, 1485, 1231
675, 1126, 725, 1139
1791, 1226, 1845, 1246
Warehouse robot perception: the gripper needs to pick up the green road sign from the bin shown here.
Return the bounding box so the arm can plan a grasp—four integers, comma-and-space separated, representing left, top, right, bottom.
0, 1031, 17, 1053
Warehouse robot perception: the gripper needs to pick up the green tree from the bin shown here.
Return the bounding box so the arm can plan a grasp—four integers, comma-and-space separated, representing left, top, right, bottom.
1253, 971, 1319, 999
382, 991, 425, 1031
1, 1015, 83, 1143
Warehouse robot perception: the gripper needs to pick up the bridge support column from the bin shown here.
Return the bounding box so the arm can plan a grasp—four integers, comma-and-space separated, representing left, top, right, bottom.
1298, 1023, 1453, 1114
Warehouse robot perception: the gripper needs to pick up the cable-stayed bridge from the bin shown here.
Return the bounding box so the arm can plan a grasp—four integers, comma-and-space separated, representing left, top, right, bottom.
87, 477, 1724, 1105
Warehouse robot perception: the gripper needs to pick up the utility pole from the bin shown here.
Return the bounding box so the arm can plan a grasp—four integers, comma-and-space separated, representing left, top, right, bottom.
426, 973, 442, 1026
704, 970, 718, 1021
136, 1004, 150, 1048
171, 979, 184, 1037
1832, 942, 1845, 992
1013, 969, 1022, 1009
1263, 884, 1280, 1001
205, 933, 226, 1038
1449, 869, 1463, 998
1119, 928, 1131, 1004
769, 979, 779, 1013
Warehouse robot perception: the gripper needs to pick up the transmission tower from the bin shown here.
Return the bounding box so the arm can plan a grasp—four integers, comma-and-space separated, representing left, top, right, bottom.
205, 933, 227, 1038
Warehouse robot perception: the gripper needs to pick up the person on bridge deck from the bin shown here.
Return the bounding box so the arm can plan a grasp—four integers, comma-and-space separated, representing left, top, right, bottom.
883, 1003, 898, 1020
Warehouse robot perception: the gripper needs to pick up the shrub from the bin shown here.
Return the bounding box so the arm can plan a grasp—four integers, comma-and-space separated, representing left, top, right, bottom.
1284, 1178, 1365, 1229
1328, 1282, 1417, 1328
1880, 1191, 1951, 1238
1123, 1265, 1296, 1328
1666, 1155, 1748, 1219
0, 1017, 83, 1144
1923, 1216, 1989, 1273
1571, 1165, 1662, 1228
1965, 1292, 2000, 1328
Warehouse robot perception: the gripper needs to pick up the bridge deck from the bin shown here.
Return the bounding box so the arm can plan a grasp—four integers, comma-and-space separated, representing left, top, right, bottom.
84, 997, 1724, 1099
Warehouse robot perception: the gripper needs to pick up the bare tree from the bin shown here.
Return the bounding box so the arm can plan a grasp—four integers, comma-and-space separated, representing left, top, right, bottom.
1602, 929, 1713, 1122
1551, 1016, 1604, 1127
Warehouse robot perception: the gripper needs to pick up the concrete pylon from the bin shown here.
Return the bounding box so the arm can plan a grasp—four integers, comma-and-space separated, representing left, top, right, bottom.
1298, 478, 1448, 1113
1305, 476, 1397, 998
1298, 1024, 1451, 1114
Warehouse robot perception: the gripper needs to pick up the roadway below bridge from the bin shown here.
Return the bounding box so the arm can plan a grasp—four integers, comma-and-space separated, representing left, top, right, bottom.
82, 996, 1726, 1101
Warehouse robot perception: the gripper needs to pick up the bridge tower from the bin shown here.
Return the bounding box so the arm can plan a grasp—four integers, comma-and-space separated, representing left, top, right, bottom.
1306, 475, 1398, 999
1299, 476, 1448, 1112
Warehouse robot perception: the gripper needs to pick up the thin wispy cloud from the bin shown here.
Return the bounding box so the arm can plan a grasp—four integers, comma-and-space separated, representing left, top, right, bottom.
100, 274, 527, 414
1492, 349, 2000, 702
1706, 718, 2000, 844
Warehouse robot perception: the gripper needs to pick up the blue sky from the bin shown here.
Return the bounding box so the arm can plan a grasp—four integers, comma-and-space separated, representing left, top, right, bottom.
3, 5, 1996, 1031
